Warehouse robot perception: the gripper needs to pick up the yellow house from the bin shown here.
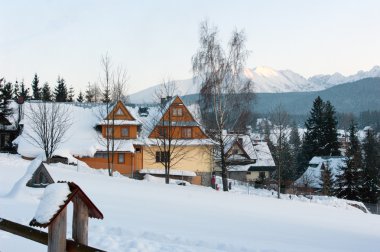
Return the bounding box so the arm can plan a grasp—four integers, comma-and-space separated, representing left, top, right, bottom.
76, 96, 214, 186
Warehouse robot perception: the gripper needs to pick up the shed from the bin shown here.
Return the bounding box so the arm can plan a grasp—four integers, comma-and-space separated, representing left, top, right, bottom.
30, 182, 103, 252
26, 163, 55, 188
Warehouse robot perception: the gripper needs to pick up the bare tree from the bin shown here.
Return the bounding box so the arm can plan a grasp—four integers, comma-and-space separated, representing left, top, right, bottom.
143, 80, 190, 184
112, 66, 129, 102
24, 102, 71, 161
269, 105, 291, 199
192, 21, 254, 191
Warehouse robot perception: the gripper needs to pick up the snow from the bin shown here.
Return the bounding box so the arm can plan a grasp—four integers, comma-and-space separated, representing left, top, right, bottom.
1, 154, 380, 251
33, 183, 71, 224
296, 156, 347, 188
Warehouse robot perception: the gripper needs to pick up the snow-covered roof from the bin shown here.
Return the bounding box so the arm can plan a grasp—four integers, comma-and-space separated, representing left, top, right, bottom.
16, 99, 212, 159
295, 156, 347, 188
31, 183, 71, 224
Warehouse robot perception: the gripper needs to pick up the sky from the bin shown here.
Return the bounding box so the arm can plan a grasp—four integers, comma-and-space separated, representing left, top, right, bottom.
1, 0, 380, 95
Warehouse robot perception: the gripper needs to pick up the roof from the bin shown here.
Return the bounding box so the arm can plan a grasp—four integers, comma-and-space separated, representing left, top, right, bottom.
16, 99, 212, 159
30, 181, 103, 228
295, 156, 347, 188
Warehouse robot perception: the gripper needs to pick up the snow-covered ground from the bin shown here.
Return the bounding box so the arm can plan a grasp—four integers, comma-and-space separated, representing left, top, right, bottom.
1, 154, 380, 251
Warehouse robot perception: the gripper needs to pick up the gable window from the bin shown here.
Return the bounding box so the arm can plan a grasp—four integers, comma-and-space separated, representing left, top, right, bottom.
118, 153, 125, 163
106, 127, 113, 137
182, 128, 192, 138
172, 107, 183, 117
155, 151, 169, 162
115, 108, 124, 115
121, 127, 129, 137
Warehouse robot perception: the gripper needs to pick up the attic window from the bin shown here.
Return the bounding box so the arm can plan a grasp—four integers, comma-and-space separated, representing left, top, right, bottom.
115, 108, 124, 115
173, 108, 183, 117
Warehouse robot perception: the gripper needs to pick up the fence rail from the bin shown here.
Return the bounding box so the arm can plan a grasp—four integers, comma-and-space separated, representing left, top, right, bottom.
0, 217, 105, 252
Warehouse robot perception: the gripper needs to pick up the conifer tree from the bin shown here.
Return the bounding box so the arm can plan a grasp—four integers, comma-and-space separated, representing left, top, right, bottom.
19, 80, 30, 100
77, 91, 84, 103
85, 83, 94, 102
300, 97, 340, 174
54, 76, 68, 102
41, 82, 52, 101
322, 101, 340, 156
319, 162, 335, 196
31, 73, 41, 100
0, 81, 14, 117
13, 81, 20, 100
67, 86, 75, 102
335, 121, 362, 200
361, 128, 380, 203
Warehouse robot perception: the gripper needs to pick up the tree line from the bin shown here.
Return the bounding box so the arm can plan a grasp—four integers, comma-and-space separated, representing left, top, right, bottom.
264, 96, 380, 204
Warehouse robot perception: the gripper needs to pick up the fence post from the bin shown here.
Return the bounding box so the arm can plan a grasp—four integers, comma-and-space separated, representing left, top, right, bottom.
48, 208, 67, 252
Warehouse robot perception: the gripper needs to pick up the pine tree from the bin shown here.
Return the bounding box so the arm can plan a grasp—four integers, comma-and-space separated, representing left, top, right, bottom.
31, 73, 41, 100
319, 162, 335, 196
19, 80, 30, 100
301, 97, 340, 174
77, 91, 84, 103
0, 82, 14, 117
102, 86, 111, 103
41, 82, 52, 101
85, 83, 94, 102
54, 76, 68, 102
322, 101, 340, 156
67, 86, 75, 102
361, 128, 380, 203
13, 81, 20, 100
335, 121, 362, 201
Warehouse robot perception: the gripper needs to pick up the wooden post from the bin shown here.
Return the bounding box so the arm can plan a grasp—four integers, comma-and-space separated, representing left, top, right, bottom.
72, 196, 89, 245
48, 208, 67, 252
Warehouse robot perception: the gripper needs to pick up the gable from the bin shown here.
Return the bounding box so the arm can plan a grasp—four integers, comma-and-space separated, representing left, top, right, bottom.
148, 96, 209, 139
106, 101, 135, 121
227, 140, 250, 159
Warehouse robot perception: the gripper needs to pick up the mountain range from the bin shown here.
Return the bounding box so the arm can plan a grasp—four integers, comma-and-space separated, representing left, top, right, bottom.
130, 65, 380, 103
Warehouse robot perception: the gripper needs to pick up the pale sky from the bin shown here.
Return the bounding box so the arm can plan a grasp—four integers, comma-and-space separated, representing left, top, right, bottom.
1, 0, 380, 94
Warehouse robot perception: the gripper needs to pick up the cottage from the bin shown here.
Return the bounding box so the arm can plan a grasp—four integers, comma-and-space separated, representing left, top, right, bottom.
16, 97, 214, 186
26, 162, 55, 188
295, 156, 347, 191
215, 133, 276, 183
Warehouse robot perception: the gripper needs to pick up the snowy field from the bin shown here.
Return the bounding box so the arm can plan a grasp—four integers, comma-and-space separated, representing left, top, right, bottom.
1, 154, 380, 251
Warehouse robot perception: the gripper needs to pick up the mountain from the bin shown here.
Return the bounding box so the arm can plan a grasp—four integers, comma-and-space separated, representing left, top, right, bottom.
183, 77, 380, 115
130, 66, 380, 103
308, 66, 380, 88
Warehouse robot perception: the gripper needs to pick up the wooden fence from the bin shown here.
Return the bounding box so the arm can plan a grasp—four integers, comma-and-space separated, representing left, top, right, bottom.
0, 217, 105, 252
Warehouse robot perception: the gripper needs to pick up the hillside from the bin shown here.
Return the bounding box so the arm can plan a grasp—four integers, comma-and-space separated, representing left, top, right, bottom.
1, 154, 380, 251
183, 77, 380, 115
130, 66, 380, 103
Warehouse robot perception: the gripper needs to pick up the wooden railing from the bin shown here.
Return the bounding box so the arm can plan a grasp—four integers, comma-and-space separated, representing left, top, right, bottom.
0, 217, 106, 252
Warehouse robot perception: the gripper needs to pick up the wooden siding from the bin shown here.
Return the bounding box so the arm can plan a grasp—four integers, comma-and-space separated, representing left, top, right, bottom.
101, 125, 138, 139
76, 150, 143, 175
106, 101, 135, 120
149, 126, 207, 139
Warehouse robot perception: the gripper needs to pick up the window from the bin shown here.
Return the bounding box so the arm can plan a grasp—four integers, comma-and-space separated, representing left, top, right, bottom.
232, 149, 238, 155
115, 108, 124, 115
118, 153, 125, 163
182, 128, 192, 138
259, 171, 266, 179
135, 147, 141, 153
121, 127, 129, 137
155, 151, 169, 162
106, 127, 113, 137
172, 107, 183, 117
94, 152, 108, 158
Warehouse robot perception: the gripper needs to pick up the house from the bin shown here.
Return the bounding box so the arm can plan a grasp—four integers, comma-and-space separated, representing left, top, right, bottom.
295, 156, 346, 192
16, 96, 214, 186
215, 133, 276, 183
0, 114, 18, 152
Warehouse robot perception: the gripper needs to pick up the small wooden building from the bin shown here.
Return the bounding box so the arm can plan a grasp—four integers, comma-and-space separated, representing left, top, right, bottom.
26, 163, 55, 188
30, 182, 103, 252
